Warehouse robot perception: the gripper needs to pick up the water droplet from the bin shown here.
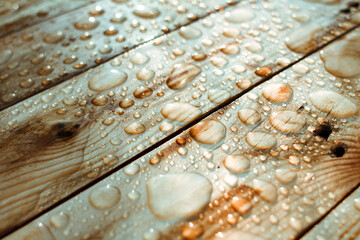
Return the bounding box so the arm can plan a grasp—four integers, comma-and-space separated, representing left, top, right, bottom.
37, 65, 53, 75
225, 8, 254, 23
320, 30, 360, 78
111, 13, 127, 23
159, 121, 174, 132
245, 41, 262, 53
43, 31, 65, 44
182, 222, 204, 240
262, 83, 293, 102
275, 168, 297, 183
50, 212, 69, 229
102, 154, 119, 166
89, 185, 121, 209
74, 17, 99, 30
130, 52, 150, 65
238, 108, 261, 125
137, 68, 155, 81
253, 179, 277, 203
133, 86, 153, 99
290, 217, 302, 231
246, 132, 276, 150
354, 198, 360, 211
119, 98, 134, 108
13, 223, 55, 240
220, 44, 240, 55
285, 24, 323, 54
270, 110, 306, 132
0, 49, 13, 65
309, 90, 357, 117
210, 56, 228, 67
231, 196, 252, 214
292, 63, 309, 74
213, 230, 264, 240
133, 5, 160, 19
161, 103, 202, 122
223, 155, 250, 173
125, 122, 146, 135
189, 120, 226, 144
88, 69, 127, 92
167, 63, 201, 90
222, 27, 240, 38
92, 95, 108, 106
208, 89, 230, 104
123, 163, 140, 176
147, 173, 212, 219
179, 26, 202, 39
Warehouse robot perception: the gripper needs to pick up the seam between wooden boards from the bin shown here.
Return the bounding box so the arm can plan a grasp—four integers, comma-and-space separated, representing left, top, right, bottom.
1, 19, 358, 239
0, 0, 241, 111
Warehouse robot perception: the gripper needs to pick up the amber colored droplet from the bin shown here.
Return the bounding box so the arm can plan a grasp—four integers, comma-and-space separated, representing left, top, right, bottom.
37, 65, 54, 75
92, 95, 108, 106
80, 32, 92, 40
176, 138, 186, 145
191, 52, 207, 61
89, 6, 104, 16
133, 87, 153, 99
255, 66, 272, 77
104, 27, 119, 36
182, 222, 204, 240
63, 55, 78, 64
119, 98, 134, 108
73, 62, 87, 69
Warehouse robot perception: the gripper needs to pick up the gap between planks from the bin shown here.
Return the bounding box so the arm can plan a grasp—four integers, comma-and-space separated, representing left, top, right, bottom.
0, 0, 239, 111
2, 21, 359, 239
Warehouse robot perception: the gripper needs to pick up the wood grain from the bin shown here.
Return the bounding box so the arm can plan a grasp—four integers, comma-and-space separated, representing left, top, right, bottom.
1, 1, 358, 236
0, 0, 232, 110
0, 0, 94, 37
301, 186, 360, 240
4, 23, 360, 240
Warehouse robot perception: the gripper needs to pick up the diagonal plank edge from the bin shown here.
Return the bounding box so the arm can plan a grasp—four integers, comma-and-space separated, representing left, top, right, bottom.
4, 22, 360, 240
1, 0, 360, 238
0, 0, 236, 110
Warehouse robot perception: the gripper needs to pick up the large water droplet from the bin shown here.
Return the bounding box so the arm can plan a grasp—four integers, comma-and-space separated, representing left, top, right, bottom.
147, 173, 212, 219
225, 8, 254, 23
89, 185, 121, 209
161, 103, 202, 122
88, 69, 127, 92
166, 63, 201, 90
189, 120, 226, 145
270, 110, 306, 132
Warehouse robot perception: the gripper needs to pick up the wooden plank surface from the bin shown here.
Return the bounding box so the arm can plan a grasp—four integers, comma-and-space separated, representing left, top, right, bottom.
1, 1, 358, 236
0, 0, 94, 37
4, 25, 360, 240
301, 186, 360, 240
0, 0, 232, 110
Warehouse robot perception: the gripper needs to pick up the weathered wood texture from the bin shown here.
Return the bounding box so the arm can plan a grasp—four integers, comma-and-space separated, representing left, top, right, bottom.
4, 25, 360, 240
0, 0, 94, 37
301, 186, 360, 240
0, 0, 233, 110
1, 1, 358, 236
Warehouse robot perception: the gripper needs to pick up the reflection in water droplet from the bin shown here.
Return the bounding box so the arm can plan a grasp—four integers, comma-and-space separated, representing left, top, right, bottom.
223, 155, 250, 173
309, 90, 358, 117
133, 5, 160, 19
262, 83, 293, 102
74, 17, 99, 30
147, 173, 212, 219
167, 63, 201, 90
179, 26, 202, 39
89, 185, 121, 209
50, 212, 69, 229
89, 69, 127, 92
161, 103, 202, 122
225, 8, 254, 23
190, 120, 226, 145
43, 31, 65, 44
125, 122, 146, 135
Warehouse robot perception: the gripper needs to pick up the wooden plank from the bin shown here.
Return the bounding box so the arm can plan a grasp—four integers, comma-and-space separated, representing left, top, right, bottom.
0, 0, 94, 37
0, 0, 231, 110
301, 186, 360, 240
5, 25, 360, 240
0, 0, 359, 236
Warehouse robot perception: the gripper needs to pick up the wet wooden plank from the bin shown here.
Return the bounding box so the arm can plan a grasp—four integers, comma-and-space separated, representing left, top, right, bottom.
0, 0, 231, 110
5, 25, 360, 240
0, 0, 94, 37
301, 186, 360, 240
0, 0, 359, 237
